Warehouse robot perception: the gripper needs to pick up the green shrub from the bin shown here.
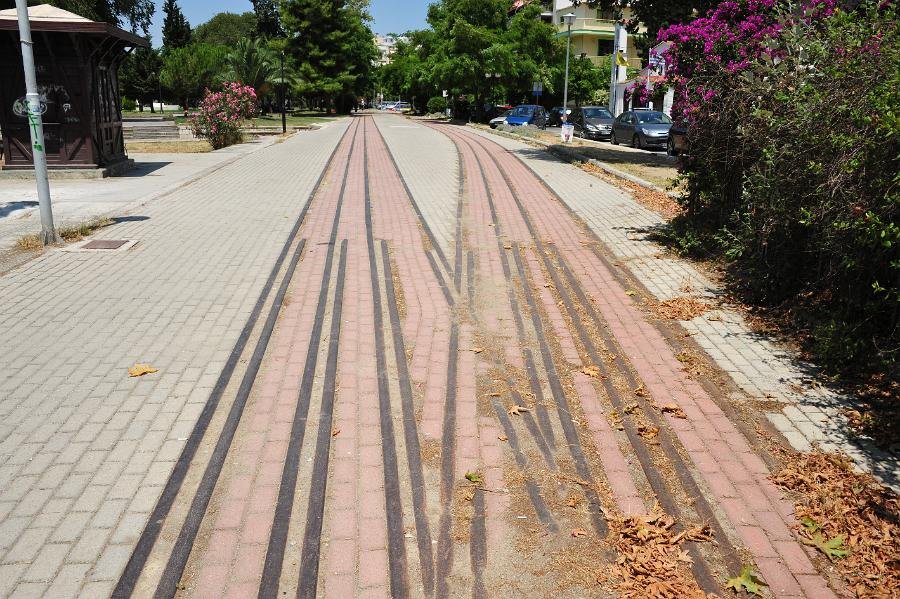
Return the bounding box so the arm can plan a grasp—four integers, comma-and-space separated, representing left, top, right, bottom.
427, 96, 447, 114
662, 0, 899, 372
122, 97, 137, 111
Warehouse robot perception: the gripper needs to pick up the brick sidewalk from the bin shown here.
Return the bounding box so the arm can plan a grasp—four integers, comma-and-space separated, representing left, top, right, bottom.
0, 121, 349, 597
0, 114, 869, 598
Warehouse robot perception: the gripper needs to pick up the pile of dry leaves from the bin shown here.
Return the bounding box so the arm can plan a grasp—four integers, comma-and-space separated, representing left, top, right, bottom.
606, 509, 716, 598
772, 452, 899, 598
656, 297, 712, 321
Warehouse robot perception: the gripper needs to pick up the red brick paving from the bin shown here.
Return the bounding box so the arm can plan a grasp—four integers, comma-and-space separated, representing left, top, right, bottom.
172, 117, 843, 598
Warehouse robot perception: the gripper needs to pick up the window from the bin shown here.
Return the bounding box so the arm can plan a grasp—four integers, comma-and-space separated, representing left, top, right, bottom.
598, 39, 614, 56
583, 108, 612, 119
635, 111, 673, 124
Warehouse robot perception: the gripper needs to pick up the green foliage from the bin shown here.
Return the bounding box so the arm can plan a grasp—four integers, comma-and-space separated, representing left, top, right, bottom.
121, 96, 137, 111
193, 12, 257, 47
565, 55, 609, 107
119, 42, 161, 110
251, 0, 284, 38
221, 38, 278, 96
426, 96, 447, 114
162, 0, 192, 51
0, 0, 156, 34
668, 0, 900, 372
160, 43, 227, 108
281, 0, 378, 112
379, 0, 563, 116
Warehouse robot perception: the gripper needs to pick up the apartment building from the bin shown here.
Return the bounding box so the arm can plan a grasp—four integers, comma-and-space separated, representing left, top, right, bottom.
551, 1, 644, 69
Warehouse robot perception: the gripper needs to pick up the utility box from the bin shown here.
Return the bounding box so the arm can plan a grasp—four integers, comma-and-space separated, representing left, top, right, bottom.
0, 5, 147, 171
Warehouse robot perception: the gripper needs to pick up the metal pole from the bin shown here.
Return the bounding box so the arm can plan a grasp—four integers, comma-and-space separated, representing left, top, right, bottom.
562, 20, 572, 124
280, 52, 286, 134
15, 0, 58, 245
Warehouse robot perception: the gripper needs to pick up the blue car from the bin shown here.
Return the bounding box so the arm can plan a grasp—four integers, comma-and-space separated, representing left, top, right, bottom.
504, 104, 549, 129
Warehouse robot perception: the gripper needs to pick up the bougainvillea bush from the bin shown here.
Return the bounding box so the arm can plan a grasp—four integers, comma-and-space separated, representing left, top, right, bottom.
190, 82, 258, 149
658, 0, 899, 371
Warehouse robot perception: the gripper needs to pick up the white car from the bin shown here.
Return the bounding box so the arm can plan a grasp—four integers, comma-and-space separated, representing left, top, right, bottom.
490, 110, 511, 128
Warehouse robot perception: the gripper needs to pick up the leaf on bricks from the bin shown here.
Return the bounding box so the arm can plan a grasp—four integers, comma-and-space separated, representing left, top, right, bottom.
801, 532, 850, 560
772, 452, 899, 595
656, 297, 711, 321
633, 384, 647, 397
609, 410, 624, 431
498, 434, 509, 442
508, 405, 530, 416
566, 495, 580, 508
660, 403, 688, 419
581, 365, 603, 379
472, 347, 485, 354
571, 528, 588, 538
464, 471, 483, 484
624, 402, 639, 415
725, 565, 767, 596
331, 428, 341, 437
128, 363, 158, 377
637, 424, 660, 441
625, 290, 637, 297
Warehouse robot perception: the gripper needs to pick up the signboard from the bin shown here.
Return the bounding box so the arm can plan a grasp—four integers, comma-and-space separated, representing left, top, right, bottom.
532, 81, 543, 96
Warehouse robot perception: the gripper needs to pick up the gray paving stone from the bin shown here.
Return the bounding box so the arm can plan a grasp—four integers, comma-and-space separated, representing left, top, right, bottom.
22, 542, 70, 582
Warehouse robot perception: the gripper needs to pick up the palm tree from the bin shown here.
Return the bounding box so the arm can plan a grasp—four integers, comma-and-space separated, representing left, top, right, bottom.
221, 38, 278, 96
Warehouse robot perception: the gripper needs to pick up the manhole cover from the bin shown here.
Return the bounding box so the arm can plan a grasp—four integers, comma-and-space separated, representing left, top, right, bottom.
82, 239, 130, 250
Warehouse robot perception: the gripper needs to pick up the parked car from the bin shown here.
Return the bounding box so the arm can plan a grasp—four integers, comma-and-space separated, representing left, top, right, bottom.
548, 106, 570, 127
667, 124, 687, 156
490, 109, 512, 128
483, 104, 513, 123
571, 106, 614, 140
388, 101, 411, 112
611, 110, 672, 149
505, 104, 549, 128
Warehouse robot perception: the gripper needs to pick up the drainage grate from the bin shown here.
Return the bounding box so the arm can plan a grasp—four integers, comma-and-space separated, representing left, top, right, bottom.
82, 239, 130, 250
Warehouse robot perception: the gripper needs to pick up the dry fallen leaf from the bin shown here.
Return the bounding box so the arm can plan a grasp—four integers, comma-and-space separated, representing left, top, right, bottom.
566, 495, 580, 508
508, 405, 530, 416
634, 384, 647, 397
498, 434, 509, 441
624, 402, 639, 415
331, 428, 341, 437
625, 290, 637, 297
128, 364, 158, 377
660, 403, 687, 419
472, 347, 485, 354
571, 528, 588, 538
581, 365, 602, 378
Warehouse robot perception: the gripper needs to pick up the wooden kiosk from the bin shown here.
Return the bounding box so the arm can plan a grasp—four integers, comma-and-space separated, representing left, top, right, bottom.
0, 5, 147, 172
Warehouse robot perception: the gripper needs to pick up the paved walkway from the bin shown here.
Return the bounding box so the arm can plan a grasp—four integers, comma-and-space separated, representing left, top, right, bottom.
0, 138, 272, 255
0, 113, 878, 598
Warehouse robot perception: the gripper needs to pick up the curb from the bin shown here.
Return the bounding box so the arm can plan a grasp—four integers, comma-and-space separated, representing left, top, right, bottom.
469, 124, 679, 198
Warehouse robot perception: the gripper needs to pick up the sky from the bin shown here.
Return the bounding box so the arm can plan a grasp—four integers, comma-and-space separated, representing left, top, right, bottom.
148, 0, 431, 45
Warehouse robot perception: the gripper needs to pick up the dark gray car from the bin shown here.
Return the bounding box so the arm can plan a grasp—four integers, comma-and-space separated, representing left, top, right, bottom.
611, 110, 672, 150
571, 106, 614, 140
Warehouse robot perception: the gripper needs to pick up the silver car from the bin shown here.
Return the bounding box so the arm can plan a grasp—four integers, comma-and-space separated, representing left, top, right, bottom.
611, 110, 672, 150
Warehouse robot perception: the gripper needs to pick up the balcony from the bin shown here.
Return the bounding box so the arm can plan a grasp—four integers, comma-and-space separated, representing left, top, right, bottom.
554, 18, 617, 38
585, 54, 643, 69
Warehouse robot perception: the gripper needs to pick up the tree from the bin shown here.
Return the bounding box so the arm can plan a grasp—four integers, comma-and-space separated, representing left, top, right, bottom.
193, 12, 258, 47
281, 0, 378, 112
0, 0, 155, 33
120, 41, 162, 111
162, 0, 192, 51
222, 38, 278, 99
251, 0, 284, 38
564, 55, 607, 107
160, 43, 226, 109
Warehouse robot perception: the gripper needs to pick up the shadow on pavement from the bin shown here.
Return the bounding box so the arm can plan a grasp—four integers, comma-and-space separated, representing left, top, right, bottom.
0, 200, 38, 218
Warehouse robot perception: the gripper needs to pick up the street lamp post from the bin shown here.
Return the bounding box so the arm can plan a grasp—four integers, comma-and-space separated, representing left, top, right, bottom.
562, 12, 576, 125
280, 51, 286, 134
484, 72, 500, 114
14, 0, 58, 245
